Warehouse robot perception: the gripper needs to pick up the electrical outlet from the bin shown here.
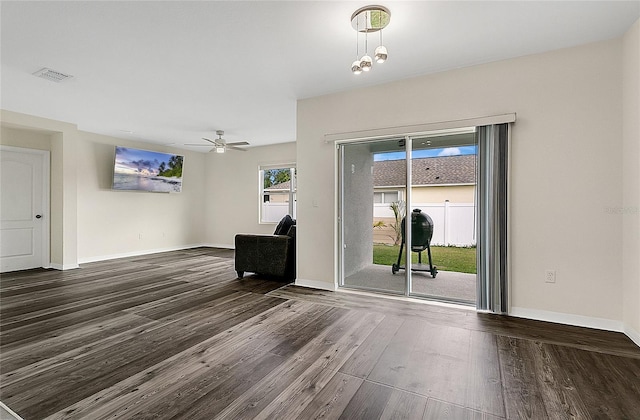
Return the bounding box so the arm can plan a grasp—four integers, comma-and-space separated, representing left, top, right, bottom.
545, 270, 556, 283
139, 233, 143, 240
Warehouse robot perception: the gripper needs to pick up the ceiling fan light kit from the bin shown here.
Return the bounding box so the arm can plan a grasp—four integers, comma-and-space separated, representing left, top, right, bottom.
350, 5, 390, 75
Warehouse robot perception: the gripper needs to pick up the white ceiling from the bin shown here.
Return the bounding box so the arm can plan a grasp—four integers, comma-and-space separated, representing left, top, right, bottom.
2, 1, 638, 151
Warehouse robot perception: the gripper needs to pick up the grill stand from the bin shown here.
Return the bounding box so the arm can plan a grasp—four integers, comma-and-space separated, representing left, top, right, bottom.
391, 239, 438, 278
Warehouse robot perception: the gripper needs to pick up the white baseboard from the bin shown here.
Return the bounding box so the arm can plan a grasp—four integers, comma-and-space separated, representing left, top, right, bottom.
295, 278, 337, 291
510, 306, 624, 333
0, 401, 24, 420
202, 243, 234, 249
623, 324, 640, 348
49, 263, 79, 270
77, 244, 206, 264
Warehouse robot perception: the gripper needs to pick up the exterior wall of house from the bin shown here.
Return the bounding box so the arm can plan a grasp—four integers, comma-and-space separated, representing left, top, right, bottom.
622, 19, 640, 342
265, 193, 289, 203
412, 185, 475, 203
373, 184, 475, 204
297, 37, 627, 329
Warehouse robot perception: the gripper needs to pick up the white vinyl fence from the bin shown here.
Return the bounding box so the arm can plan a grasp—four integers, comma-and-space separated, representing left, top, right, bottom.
261, 202, 297, 223
374, 202, 476, 247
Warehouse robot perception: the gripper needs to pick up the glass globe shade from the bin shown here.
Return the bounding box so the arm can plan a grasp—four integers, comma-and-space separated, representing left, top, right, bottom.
351, 60, 362, 74
374, 45, 388, 63
360, 55, 372, 71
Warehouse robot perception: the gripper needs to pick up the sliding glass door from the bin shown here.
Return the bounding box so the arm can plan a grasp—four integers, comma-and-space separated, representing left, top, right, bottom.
407, 131, 478, 303
339, 129, 479, 304
340, 138, 408, 295
338, 125, 508, 311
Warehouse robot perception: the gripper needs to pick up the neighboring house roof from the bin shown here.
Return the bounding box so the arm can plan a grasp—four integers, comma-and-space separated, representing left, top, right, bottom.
374, 155, 476, 187
265, 180, 291, 191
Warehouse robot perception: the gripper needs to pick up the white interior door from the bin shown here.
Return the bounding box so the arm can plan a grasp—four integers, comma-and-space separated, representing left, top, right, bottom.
0, 147, 50, 272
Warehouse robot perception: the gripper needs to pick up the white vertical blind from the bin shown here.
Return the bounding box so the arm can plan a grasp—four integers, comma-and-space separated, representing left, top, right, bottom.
476, 124, 509, 313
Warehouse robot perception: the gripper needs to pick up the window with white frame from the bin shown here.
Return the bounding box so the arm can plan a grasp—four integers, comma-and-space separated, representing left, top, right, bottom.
259, 165, 296, 223
373, 190, 400, 204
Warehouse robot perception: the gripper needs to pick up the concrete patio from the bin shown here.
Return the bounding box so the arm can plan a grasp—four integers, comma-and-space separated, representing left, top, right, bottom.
344, 263, 476, 303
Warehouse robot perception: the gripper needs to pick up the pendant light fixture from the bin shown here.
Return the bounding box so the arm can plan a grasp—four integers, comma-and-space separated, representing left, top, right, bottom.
360, 32, 373, 71
351, 60, 363, 75
351, 14, 363, 74
374, 27, 388, 63
350, 5, 390, 75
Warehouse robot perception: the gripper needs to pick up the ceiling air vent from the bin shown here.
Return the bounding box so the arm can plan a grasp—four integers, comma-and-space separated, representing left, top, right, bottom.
32, 67, 73, 83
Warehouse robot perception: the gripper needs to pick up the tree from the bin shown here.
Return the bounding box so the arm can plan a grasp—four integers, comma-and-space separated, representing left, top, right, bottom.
389, 200, 406, 245
158, 155, 183, 177
263, 168, 291, 188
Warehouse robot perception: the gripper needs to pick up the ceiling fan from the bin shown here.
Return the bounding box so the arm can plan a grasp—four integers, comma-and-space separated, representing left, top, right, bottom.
186, 130, 249, 153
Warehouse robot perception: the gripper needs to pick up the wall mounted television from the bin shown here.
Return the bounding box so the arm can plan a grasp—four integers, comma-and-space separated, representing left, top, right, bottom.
112, 146, 184, 193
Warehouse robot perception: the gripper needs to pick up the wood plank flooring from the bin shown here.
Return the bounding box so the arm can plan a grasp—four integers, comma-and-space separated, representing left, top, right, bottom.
1, 248, 639, 419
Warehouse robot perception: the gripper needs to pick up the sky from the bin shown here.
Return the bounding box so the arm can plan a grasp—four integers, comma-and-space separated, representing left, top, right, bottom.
374, 146, 477, 161
114, 146, 179, 176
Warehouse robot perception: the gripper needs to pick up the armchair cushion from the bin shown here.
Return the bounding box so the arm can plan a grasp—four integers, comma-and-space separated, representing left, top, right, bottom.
273, 214, 295, 235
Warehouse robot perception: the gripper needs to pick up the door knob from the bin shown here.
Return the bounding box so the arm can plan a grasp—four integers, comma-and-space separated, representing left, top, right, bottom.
35, 214, 42, 219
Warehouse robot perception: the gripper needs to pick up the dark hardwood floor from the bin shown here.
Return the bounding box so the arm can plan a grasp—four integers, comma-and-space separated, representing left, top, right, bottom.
1, 247, 639, 419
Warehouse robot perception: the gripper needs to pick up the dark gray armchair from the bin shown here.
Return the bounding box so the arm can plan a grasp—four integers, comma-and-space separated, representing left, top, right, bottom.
234, 223, 296, 280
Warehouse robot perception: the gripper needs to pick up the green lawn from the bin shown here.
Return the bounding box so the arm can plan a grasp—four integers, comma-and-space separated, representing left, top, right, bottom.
373, 244, 477, 274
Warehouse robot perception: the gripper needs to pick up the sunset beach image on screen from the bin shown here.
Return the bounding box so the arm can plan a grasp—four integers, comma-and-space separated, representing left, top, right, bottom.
112, 146, 184, 193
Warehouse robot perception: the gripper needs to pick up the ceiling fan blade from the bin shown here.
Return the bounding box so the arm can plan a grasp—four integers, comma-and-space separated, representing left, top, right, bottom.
201, 137, 218, 145
225, 141, 250, 146
227, 146, 247, 152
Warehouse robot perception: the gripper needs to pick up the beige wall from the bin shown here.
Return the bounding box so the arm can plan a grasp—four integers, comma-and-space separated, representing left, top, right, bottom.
297, 38, 626, 326
1, 110, 295, 264
76, 132, 206, 261
1, 126, 51, 150
204, 142, 296, 247
622, 20, 640, 341
1, 110, 208, 265
1, 111, 79, 269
